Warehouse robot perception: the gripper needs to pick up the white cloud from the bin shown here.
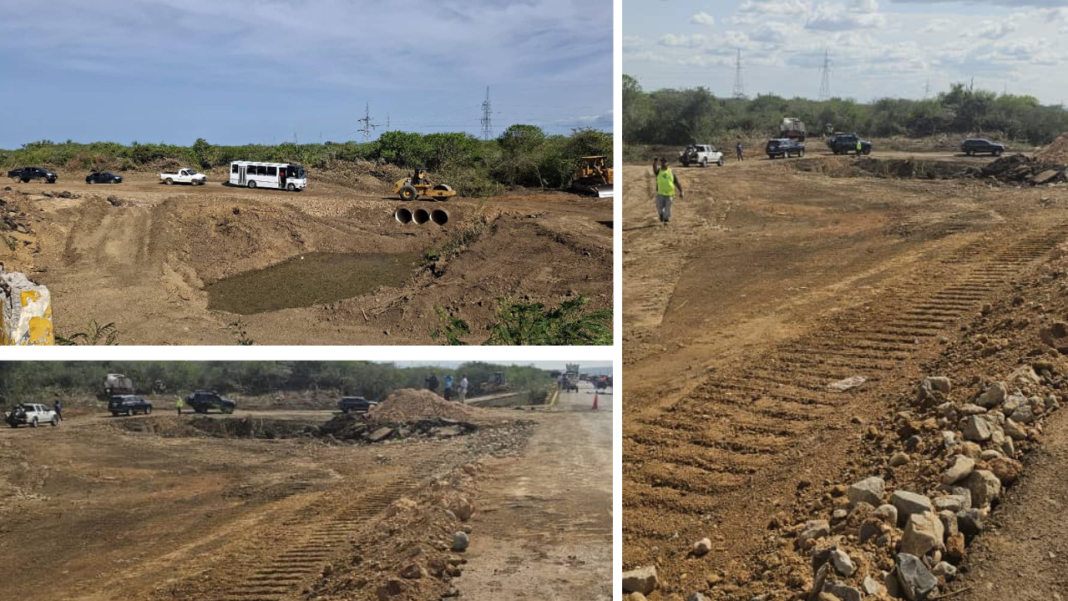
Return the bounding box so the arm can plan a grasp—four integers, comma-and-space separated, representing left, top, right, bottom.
850, 0, 879, 13
749, 21, 797, 43
732, 0, 813, 24
806, 2, 886, 30
659, 33, 712, 49
972, 19, 1017, 39
690, 11, 716, 26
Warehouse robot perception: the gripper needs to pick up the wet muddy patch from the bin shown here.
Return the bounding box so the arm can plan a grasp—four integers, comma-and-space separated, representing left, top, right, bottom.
206, 252, 421, 314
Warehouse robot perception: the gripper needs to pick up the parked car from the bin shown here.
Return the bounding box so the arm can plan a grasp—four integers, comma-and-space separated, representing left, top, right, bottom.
185, 390, 236, 414
679, 144, 725, 167
961, 138, 1006, 157
8, 167, 57, 184
160, 168, 207, 186
6, 403, 59, 428
86, 171, 123, 184
108, 395, 153, 416
766, 138, 806, 159
338, 396, 378, 414
827, 133, 873, 155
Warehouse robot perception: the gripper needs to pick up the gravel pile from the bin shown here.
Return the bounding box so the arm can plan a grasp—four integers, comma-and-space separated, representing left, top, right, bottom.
369, 389, 477, 423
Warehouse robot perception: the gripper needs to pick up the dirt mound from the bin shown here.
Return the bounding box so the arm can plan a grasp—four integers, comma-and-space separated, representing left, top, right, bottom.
982, 153, 1067, 185
369, 389, 477, 423
319, 413, 478, 443
853, 157, 979, 179
1035, 131, 1068, 164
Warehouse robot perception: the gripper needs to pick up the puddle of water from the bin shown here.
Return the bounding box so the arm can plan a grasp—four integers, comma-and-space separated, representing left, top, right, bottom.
206, 252, 421, 315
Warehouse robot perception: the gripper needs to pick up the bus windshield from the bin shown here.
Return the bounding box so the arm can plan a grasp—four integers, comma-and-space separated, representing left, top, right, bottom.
288, 165, 305, 178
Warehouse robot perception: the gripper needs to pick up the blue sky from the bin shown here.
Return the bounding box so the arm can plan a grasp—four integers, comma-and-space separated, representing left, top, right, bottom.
0, 0, 612, 148
625, 0, 1068, 104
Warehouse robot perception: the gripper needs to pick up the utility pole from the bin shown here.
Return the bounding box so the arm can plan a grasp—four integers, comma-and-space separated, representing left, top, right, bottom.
358, 103, 378, 142
732, 49, 746, 99
818, 50, 832, 102
293, 130, 298, 144
924, 79, 930, 101
480, 87, 493, 141
387, 113, 390, 130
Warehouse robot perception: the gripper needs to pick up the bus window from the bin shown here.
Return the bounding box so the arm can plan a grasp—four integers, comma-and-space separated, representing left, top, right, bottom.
256, 166, 266, 176
231, 164, 239, 173
267, 166, 277, 176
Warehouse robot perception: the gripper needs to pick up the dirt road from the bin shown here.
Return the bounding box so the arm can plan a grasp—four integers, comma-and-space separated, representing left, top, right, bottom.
621, 151, 1068, 596
0, 170, 612, 345
456, 382, 613, 600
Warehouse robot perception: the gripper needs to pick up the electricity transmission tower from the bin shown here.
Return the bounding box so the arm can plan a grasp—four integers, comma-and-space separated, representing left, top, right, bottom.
358, 103, 378, 141
818, 50, 832, 101
924, 79, 931, 101
480, 87, 493, 141
732, 49, 746, 99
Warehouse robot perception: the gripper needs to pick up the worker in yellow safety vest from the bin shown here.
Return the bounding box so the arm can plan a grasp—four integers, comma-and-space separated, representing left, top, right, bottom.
856, 139, 863, 156
652, 157, 683, 226
176, 397, 184, 416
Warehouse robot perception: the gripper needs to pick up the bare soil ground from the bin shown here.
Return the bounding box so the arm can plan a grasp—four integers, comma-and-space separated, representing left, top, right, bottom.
0, 385, 611, 601
0, 171, 612, 345
622, 150, 1068, 598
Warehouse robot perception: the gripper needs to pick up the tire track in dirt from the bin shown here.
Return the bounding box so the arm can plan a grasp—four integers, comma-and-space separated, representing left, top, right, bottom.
156, 455, 452, 601
623, 222, 1068, 593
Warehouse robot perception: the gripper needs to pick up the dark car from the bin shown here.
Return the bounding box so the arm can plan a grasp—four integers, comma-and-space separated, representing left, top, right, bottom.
961, 138, 1006, 157
86, 171, 123, 184
8, 167, 57, 184
185, 390, 236, 414
108, 395, 153, 416
338, 396, 378, 414
827, 133, 873, 156
766, 138, 806, 159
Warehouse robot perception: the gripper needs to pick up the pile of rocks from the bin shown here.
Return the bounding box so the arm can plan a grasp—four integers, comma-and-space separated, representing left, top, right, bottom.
785, 373, 1056, 601
981, 153, 1067, 185
317, 413, 478, 444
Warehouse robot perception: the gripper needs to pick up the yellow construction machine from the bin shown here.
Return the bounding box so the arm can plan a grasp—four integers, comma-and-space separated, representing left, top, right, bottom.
572, 156, 614, 198
392, 168, 457, 201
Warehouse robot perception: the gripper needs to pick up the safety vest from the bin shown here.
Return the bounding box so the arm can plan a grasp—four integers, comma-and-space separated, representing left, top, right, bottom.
857, 140, 863, 150
657, 168, 676, 196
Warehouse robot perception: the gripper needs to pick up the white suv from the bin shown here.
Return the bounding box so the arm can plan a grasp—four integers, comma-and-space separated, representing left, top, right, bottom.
680, 144, 725, 167
6, 404, 59, 428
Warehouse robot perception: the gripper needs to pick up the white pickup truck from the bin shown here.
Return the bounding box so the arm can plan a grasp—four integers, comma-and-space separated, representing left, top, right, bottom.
6, 403, 59, 428
679, 144, 725, 167
160, 168, 207, 186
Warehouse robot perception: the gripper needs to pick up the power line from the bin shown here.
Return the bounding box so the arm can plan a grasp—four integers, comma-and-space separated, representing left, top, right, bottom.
480, 87, 493, 141
732, 49, 746, 100
818, 49, 832, 102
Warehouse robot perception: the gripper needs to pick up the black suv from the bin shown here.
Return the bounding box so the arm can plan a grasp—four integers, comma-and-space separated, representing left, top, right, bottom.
961, 138, 1005, 156
109, 395, 153, 416
86, 171, 123, 184
827, 134, 873, 155
338, 396, 378, 414
8, 167, 58, 184
185, 390, 236, 414
766, 138, 806, 159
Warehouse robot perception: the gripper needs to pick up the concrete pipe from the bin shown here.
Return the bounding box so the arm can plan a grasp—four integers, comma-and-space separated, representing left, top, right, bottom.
430, 209, 449, 226
413, 208, 431, 225
394, 207, 413, 224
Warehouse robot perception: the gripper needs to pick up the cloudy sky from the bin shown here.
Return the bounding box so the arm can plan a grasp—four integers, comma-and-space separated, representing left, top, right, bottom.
0, 0, 612, 148
624, 0, 1068, 104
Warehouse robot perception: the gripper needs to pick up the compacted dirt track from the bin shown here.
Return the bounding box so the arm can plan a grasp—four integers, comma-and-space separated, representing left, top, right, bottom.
0, 171, 612, 344
456, 383, 613, 600
622, 152, 1068, 597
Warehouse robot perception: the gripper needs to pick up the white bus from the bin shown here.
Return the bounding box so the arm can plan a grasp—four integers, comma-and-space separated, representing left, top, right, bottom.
229, 161, 307, 191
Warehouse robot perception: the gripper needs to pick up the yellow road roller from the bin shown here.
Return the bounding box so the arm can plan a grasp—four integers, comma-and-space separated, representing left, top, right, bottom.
393, 168, 457, 201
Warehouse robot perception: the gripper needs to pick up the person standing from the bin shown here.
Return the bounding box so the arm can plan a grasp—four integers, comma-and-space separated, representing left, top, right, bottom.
459, 375, 469, 404
856, 139, 863, 156
736, 140, 744, 161
53, 398, 62, 421
176, 397, 184, 416
427, 373, 439, 394
652, 157, 683, 226
444, 374, 454, 401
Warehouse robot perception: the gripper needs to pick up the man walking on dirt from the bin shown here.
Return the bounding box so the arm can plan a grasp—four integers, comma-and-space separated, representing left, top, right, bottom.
736, 140, 744, 161
176, 397, 184, 416
856, 139, 863, 157
459, 375, 469, 404
652, 157, 682, 225
53, 398, 62, 421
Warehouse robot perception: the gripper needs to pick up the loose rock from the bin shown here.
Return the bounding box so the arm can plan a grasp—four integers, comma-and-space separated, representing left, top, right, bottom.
890, 491, 933, 525
622, 566, 659, 595
900, 512, 945, 557
896, 553, 938, 601
941, 455, 975, 485
962, 469, 1001, 509
847, 477, 885, 507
